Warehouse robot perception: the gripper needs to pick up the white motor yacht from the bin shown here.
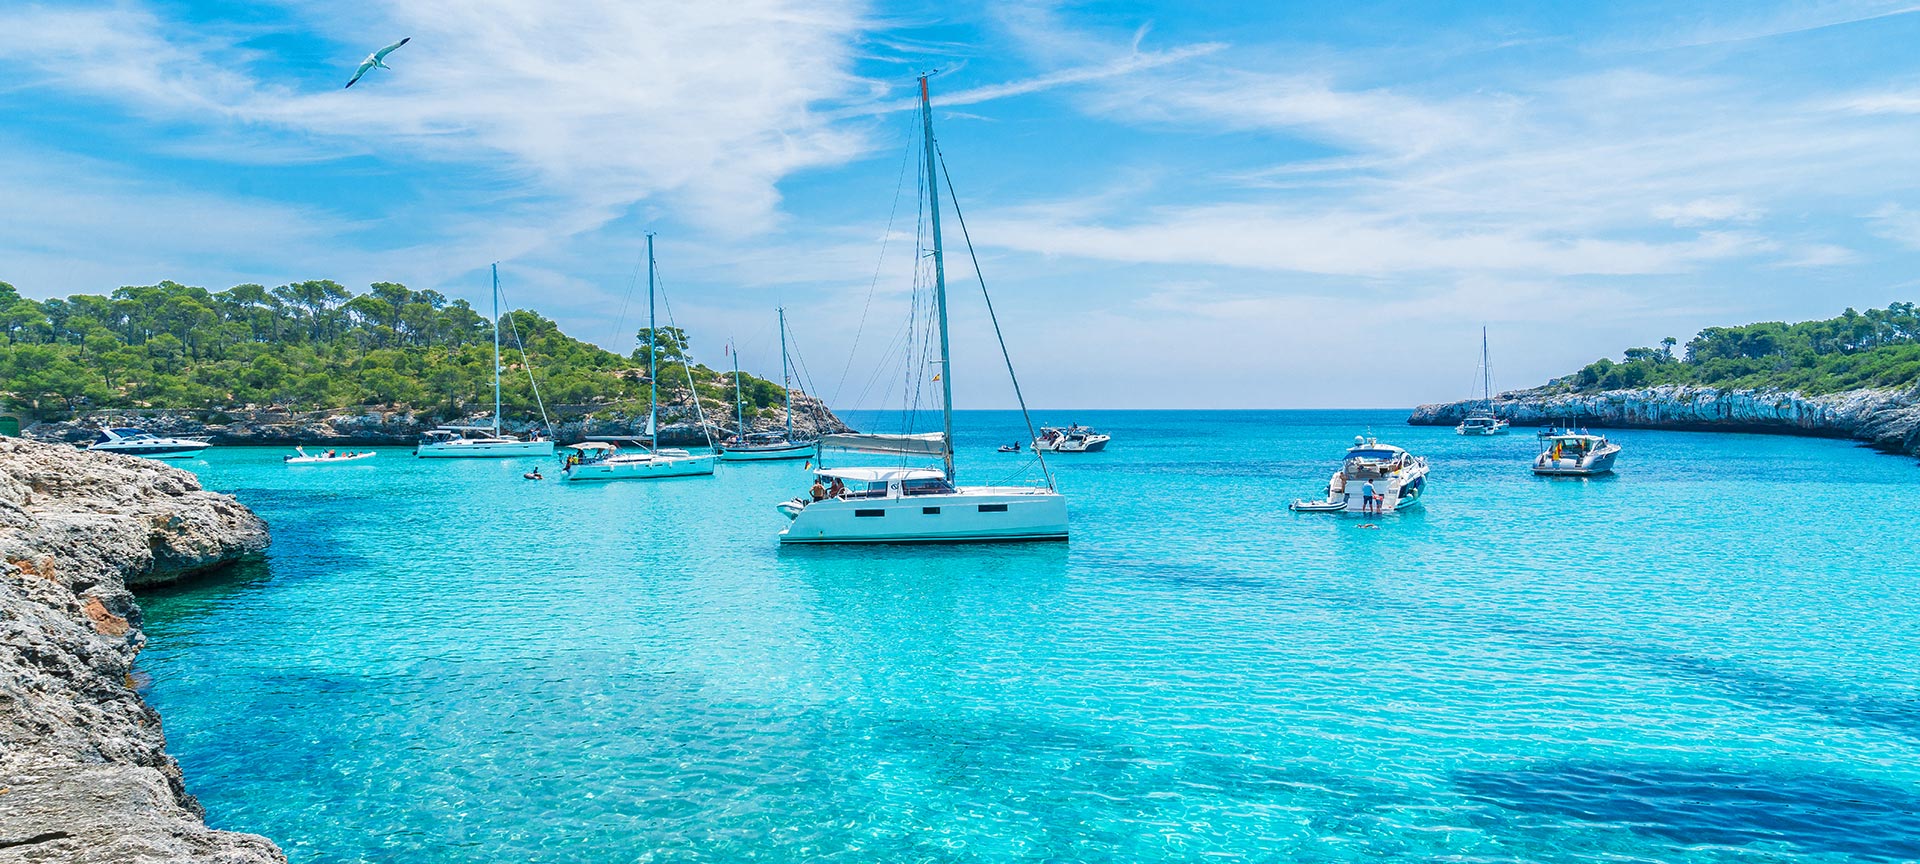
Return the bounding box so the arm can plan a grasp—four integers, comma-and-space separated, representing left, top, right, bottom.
1534, 433, 1621, 476
284, 446, 376, 465
1455, 327, 1510, 436
775, 77, 1067, 544
86, 427, 211, 458
1033, 425, 1111, 452
1290, 436, 1430, 513
417, 264, 555, 459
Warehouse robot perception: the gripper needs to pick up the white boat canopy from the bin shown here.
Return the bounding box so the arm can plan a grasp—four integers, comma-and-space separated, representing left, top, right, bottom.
564, 441, 617, 451
817, 432, 946, 456
814, 466, 947, 483
1542, 433, 1608, 444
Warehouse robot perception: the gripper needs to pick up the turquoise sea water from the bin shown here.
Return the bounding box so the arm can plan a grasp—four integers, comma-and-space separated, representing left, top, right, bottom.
139, 410, 1920, 863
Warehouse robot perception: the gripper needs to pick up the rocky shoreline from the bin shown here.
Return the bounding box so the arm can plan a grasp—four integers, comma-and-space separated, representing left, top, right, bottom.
1409, 385, 1920, 457
19, 394, 852, 449
0, 439, 280, 862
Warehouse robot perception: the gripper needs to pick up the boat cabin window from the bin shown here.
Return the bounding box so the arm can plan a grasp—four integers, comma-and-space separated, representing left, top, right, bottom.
978, 504, 1008, 513
901, 478, 957, 496
855, 509, 885, 518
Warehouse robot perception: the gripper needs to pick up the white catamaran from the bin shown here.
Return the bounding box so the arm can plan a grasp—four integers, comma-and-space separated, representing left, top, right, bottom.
719, 308, 816, 462
1456, 326, 1510, 436
560, 234, 716, 482
417, 265, 556, 458
775, 76, 1067, 544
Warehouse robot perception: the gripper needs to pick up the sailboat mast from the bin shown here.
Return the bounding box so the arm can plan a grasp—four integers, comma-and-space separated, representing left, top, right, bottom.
733, 341, 744, 438
779, 306, 792, 441
1482, 326, 1492, 409
492, 263, 502, 438
647, 233, 658, 448
919, 75, 957, 482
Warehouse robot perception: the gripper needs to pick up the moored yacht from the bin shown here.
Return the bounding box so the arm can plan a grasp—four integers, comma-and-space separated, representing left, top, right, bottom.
1533, 432, 1621, 476
1033, 424, 1111, 452
417, 264, 555, 459
86, 427, 211, 458
561, 437, 714, 481
1455, 327, 1510, 436
1290, 435, 1430, 513
718, 307, 816, 463
560, 233, 716, 482
775, 76, 1067, 545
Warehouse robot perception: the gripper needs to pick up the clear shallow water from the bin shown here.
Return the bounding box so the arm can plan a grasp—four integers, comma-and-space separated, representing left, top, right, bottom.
139, 410, 1920, 863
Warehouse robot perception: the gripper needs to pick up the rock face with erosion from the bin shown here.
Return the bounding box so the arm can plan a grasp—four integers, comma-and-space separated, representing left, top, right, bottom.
1408, 385, 1920, 457
0, 439, 281, 862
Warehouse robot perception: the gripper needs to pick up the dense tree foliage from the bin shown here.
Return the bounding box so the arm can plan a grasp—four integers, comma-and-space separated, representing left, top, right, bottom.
0, 279, 791, 422
1555, 302, 1920, 394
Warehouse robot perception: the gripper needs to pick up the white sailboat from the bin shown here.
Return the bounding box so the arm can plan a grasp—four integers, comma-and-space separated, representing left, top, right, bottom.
417, 264, 556, 458
775, 76, 1067, 544
1456, 327, 1510, 436
561, 233, 716, 482
719, 308, 817, 462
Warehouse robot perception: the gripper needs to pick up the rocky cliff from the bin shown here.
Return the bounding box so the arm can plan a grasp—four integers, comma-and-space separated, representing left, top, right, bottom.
0, 440, 281, 862
1409, 385, 1920, 456
23, 393, 852, 449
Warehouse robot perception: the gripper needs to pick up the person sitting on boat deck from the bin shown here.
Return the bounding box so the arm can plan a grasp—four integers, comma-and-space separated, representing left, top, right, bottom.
828, 477, 848, 499
810, 478, 828, 502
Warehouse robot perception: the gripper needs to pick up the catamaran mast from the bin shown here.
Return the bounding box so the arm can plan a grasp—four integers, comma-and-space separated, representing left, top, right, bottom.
779, 307, 793, 441
919, 75, 957, 482
647, 233, 659, 449
492, 263, 502, 438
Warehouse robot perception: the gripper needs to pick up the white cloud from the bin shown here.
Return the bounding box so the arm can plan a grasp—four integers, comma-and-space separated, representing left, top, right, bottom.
1652, 197, 1763, 227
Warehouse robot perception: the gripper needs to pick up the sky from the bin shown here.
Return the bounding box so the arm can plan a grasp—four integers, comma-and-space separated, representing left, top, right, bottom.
4, 1, 1920, 408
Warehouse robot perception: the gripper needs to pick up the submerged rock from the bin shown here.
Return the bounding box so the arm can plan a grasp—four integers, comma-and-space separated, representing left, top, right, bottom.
1409, 385, 1920, 457
0, 439, 280, 863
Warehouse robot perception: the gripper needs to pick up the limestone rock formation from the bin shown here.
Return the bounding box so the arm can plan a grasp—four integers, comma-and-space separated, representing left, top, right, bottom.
0, 439, 280, 863
1410, 385, 1920, 457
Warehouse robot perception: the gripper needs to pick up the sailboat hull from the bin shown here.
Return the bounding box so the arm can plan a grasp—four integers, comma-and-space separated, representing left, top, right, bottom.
563, 454, 716, 481
416, 440, 555, 458
719, 441, 817, 462
778, 488, 1067, 544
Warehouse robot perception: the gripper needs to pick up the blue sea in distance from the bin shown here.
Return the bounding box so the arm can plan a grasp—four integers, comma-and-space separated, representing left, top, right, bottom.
138, 409, 1920, 863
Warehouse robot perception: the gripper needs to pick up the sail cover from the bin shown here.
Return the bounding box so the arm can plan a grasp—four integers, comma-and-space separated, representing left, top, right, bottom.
818, 432, 947, 456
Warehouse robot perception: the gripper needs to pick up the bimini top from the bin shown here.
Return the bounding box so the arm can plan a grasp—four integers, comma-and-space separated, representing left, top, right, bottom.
818, 432, 945, 456
563, 441, 617, 451
1541, 433, 1608, 444
433, 425, 500, 432
814, 466, 946, 483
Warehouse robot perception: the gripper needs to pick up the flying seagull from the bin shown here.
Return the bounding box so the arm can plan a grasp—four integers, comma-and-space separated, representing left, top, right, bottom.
344, 37, 410, 89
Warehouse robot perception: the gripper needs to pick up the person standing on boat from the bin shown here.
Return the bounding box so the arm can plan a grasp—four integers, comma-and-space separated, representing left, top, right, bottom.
1361, 479, 1377, 515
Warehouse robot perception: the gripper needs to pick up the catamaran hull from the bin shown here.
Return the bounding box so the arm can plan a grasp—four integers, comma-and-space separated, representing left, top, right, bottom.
779, 489, 1068, 544
416, 440, 555, 458
563, 455, 716, 481
718, 442, 817, 462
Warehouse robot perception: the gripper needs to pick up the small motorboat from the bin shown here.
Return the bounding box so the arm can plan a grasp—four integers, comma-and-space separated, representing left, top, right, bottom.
1533, 433, 1620, 476
284, 446, 376, 465
1290, 435, 1429, 514
997, 443, 1021, 453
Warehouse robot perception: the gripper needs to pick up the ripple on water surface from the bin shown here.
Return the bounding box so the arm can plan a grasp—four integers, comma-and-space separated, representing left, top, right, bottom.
136, 410, 1920, 862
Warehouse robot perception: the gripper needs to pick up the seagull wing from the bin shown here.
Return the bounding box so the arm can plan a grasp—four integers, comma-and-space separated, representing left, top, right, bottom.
372, 36, 410, 61
344, 56, 376, 88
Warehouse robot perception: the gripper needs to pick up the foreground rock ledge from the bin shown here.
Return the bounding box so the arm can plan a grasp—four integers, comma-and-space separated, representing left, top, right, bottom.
1409, 384, 1920, 457
0, 439, 280, 863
